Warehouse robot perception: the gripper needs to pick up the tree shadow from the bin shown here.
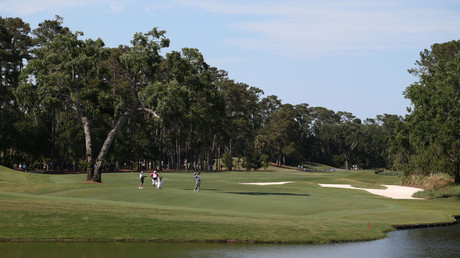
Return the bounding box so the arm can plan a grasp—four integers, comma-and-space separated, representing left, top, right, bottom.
225, 192, 310, 197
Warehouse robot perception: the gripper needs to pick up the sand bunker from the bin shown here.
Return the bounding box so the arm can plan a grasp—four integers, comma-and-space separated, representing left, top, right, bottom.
240, 181, 294, 186
319, 184, 424, 200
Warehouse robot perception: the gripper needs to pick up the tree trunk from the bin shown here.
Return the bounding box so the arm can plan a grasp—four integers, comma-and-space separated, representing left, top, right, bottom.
81, 114, 94, 181
210, 134, 217, 171
51, 108, 56, 170
229, 139, 233, 171
176, 137, 181, 170
93, 108, 134, 182
277, 141, 281, 166
455, 164, 460, 184
343, 140, 358, 170
217, 146, 221, 171
344, 152, 350, 170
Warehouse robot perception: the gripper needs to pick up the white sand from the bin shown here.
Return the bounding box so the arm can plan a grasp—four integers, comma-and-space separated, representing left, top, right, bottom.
319, 184, 424, 200
240, 181, 294, 185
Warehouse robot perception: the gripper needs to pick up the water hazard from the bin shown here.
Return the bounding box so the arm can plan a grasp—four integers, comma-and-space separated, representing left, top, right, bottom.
1, 223, 459, 257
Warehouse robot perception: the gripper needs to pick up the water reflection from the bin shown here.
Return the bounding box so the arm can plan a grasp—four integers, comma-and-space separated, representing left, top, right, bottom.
1, 224, 459, 258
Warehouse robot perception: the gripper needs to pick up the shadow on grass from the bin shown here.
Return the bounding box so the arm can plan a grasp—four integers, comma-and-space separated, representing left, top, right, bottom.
225, 192, 310, 197
182, 188, 220, 191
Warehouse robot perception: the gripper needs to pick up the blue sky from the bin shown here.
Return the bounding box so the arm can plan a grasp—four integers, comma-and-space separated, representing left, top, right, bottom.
2, 0, 460, 119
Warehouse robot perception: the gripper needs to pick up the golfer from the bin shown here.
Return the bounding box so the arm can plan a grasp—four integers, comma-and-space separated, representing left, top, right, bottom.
194, 172, 201, 192
139, 171, 145, 189
158, 177, 163, 189
150, 171, 159, 189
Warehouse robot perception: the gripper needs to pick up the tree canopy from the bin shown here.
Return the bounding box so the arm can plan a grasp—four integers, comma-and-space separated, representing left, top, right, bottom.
392, 40, 460, 183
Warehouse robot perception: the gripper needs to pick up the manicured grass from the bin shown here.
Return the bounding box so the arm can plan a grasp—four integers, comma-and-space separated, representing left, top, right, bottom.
0, 165, 459, 243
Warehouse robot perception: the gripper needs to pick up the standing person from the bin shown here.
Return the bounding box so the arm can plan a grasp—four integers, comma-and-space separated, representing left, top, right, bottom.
139, 171, 145, 189
150, 171, 159, 189
158, 177, 163, 189
194, 172, 201, 192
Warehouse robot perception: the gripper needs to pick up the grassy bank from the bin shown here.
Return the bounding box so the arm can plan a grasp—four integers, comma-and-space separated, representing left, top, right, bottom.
0, 166, 458, 243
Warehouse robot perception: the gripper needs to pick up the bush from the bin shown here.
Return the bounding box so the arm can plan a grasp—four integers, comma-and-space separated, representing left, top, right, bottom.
373, 168, 384, 174
402, 173, 454, 190
261, 154, 270, 170
376, 170, 403, 177
221, 151, 232, 170
242, 151, 262, 170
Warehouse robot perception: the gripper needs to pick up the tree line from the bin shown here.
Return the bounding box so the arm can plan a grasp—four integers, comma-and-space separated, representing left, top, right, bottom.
1, 16, 458, 184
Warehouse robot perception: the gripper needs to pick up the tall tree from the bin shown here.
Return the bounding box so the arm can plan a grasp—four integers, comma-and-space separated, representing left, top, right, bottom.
29, 15, 70, 169
334, 112, 362, 170
0, 17, 32, 166
219, 78, 263, 168
18, 26, 167, 182
259, 95, 281, 127
292, 103, 313, 163
86, 28, 168, 181
142, 48, 225, 170
396, 40, 460, 183
309, 107, 339, 165
256, 104, 300, 166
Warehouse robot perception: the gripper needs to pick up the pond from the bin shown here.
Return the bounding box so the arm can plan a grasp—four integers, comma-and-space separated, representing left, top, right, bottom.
1, 223, 459, 258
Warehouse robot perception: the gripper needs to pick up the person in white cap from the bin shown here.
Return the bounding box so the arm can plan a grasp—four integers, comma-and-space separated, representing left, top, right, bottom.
150, 171, 159, 189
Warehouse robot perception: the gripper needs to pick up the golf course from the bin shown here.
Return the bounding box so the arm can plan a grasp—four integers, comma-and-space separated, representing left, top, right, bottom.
0, 165, 458, 244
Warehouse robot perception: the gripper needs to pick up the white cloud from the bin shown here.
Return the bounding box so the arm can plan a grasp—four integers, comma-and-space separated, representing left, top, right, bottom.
3, 0, 460, 57
0, 0, 91, 16
144, 2, 179, 12
109, 2, 125, 13
0, 0, 126, 16
156, 0, 460, 56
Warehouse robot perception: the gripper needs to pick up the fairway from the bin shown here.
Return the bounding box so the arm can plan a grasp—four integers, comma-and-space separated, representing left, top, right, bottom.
0, 166, 459, 243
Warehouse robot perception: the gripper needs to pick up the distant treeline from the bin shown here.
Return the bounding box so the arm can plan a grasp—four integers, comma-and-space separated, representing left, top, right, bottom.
1, 16, 459, 183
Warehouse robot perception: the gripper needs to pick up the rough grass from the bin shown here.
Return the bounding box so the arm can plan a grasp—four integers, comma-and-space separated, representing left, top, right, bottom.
0, 166, 459, 243
414, 184, 460, 199
403, 173, 454, 190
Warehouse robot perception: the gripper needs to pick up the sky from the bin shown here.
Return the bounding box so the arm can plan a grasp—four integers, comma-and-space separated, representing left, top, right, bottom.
2, 0, 460, 120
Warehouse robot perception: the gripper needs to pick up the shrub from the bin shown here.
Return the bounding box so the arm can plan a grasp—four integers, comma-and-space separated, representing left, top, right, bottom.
221, 151, 232, 170
402, 173, 454, 190
242, 151, 262, 170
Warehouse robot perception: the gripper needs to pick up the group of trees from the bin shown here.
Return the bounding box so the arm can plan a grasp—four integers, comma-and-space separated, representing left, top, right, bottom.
1, 16, 459, 184
391, 40, 460, 183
